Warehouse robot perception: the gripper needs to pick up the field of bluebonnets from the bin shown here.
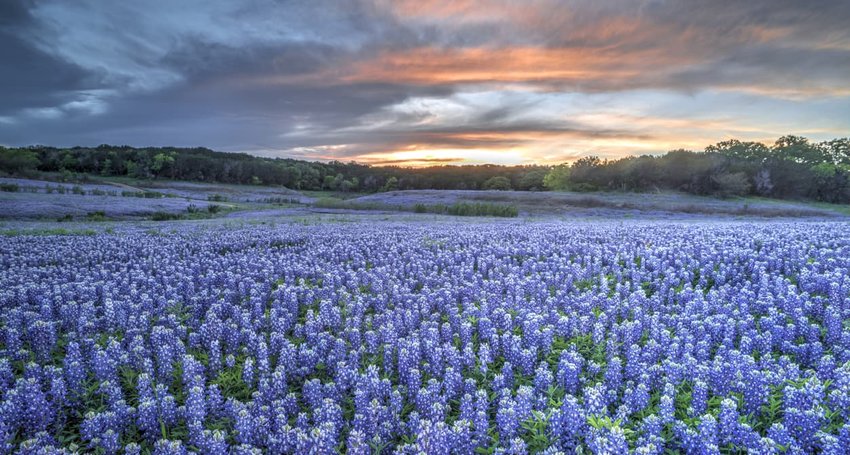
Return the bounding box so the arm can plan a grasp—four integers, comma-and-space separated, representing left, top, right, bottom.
1, 219, 850, 454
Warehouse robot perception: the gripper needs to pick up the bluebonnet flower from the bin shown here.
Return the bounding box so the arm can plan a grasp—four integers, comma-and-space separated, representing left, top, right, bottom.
417, 419, 452, 455
346, 429, 369, 455
152, 439, 188, 455
496, 393, 520, 441
2, 218, 850, 453
588, 425, 629, 455
201, 430, 228, 455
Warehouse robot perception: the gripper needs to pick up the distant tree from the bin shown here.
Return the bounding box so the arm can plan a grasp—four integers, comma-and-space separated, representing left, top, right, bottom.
706, 140, 770, 162
620, 156, 659, 191
380, 176, 399, 192
772, 136, 826, 165
516, 169, 547, 190
809, 163, 850, 203
340, 177, 359, 192
753, 168, 774, 196
821, 138, 850, 165
543, 164, 571, 190
8, 136, 850, 202
151, 152, 175, 177
569, 156, 603, 190
712, 172, 751, 197
482, 176, 512, 191
60, 152, 79, 172
0, 149, 40, 174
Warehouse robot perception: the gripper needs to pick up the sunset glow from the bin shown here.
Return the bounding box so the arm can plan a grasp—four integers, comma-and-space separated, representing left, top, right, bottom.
1, 0, 849, 165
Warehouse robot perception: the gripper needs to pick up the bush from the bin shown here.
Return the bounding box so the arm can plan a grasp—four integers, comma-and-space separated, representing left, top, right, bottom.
0, 183, 19, 192
712, 172, 751, 198
207, 204, 222, 214
150, 212, 184, 221
86, 211, 107, 221
571, 183, 597, 192
208, 194, 228, 202
482, 176, 512, 191
447, 202, 518, 217
543, 164, 571, 190
0, 149, 39, 174
313, 197, 348, 209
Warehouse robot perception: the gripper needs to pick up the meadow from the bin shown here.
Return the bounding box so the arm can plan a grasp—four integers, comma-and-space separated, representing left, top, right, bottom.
1, 218, 849, 454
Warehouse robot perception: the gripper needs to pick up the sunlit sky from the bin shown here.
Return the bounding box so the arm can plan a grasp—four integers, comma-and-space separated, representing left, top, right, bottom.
1, 0, 849, 166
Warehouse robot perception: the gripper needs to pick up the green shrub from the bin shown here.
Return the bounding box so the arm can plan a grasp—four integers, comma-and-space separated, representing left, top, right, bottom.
0, 183, 19, 192
313, 197, 347, 209
150, 212, 184, 221
446, 202, 518, 217
86, 211, 107, 221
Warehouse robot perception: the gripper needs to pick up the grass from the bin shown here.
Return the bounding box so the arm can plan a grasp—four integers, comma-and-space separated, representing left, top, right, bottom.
314, 197, 519, 218
313, 197, 397, 211
1, 227, 97, 236
301, 190, 369, 200
150, 204, 231, 221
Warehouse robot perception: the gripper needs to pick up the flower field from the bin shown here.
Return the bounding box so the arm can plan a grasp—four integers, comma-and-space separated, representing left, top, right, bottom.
1, 220, 849, 454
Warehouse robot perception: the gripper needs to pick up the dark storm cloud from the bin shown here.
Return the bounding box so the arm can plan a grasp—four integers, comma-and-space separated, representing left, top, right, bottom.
0, 0, 104, 116
0, 0, 848, 163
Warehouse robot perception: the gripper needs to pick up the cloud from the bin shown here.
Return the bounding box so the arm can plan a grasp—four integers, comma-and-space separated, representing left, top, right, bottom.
0, 0, 848, 165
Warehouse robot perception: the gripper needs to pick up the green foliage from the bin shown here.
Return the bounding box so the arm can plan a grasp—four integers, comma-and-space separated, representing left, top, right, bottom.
543, 164, 571, 190
86, 211, 108, 221
1, 228, 96, 236
0, 149, 39, 174
446, 202, 518, 217
0, 182, 19, 192
150, 212, 184, 221
312, 198, 517, 217
520, 410, 551, 452
482, 176, 512, 191
712, 172, 751, 198
2, 136, 850, 202
380, 176, 399, 192
517, 169, 548, 190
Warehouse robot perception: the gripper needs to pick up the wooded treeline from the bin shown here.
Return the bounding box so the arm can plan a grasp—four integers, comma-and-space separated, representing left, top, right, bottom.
1, 135, 848, 202
0, 144, 548, 192
543, 136, 850, 203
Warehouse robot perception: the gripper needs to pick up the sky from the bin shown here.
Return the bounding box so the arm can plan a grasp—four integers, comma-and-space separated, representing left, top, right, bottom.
1, 0, 849, 166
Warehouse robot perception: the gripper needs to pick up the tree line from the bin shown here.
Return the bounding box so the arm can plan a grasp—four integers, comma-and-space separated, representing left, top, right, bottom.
542, 136, 850, 203
0, 136, 848, 202
0, 145, 548, 193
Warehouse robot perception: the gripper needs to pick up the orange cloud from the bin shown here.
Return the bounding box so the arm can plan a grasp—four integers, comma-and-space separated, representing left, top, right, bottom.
256, 45, 698, 90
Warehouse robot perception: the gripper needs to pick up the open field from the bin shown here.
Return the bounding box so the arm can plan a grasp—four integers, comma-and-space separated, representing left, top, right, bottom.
1, 215, 849, 453
4, 177, 847, 221
353, 190, 847, 218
